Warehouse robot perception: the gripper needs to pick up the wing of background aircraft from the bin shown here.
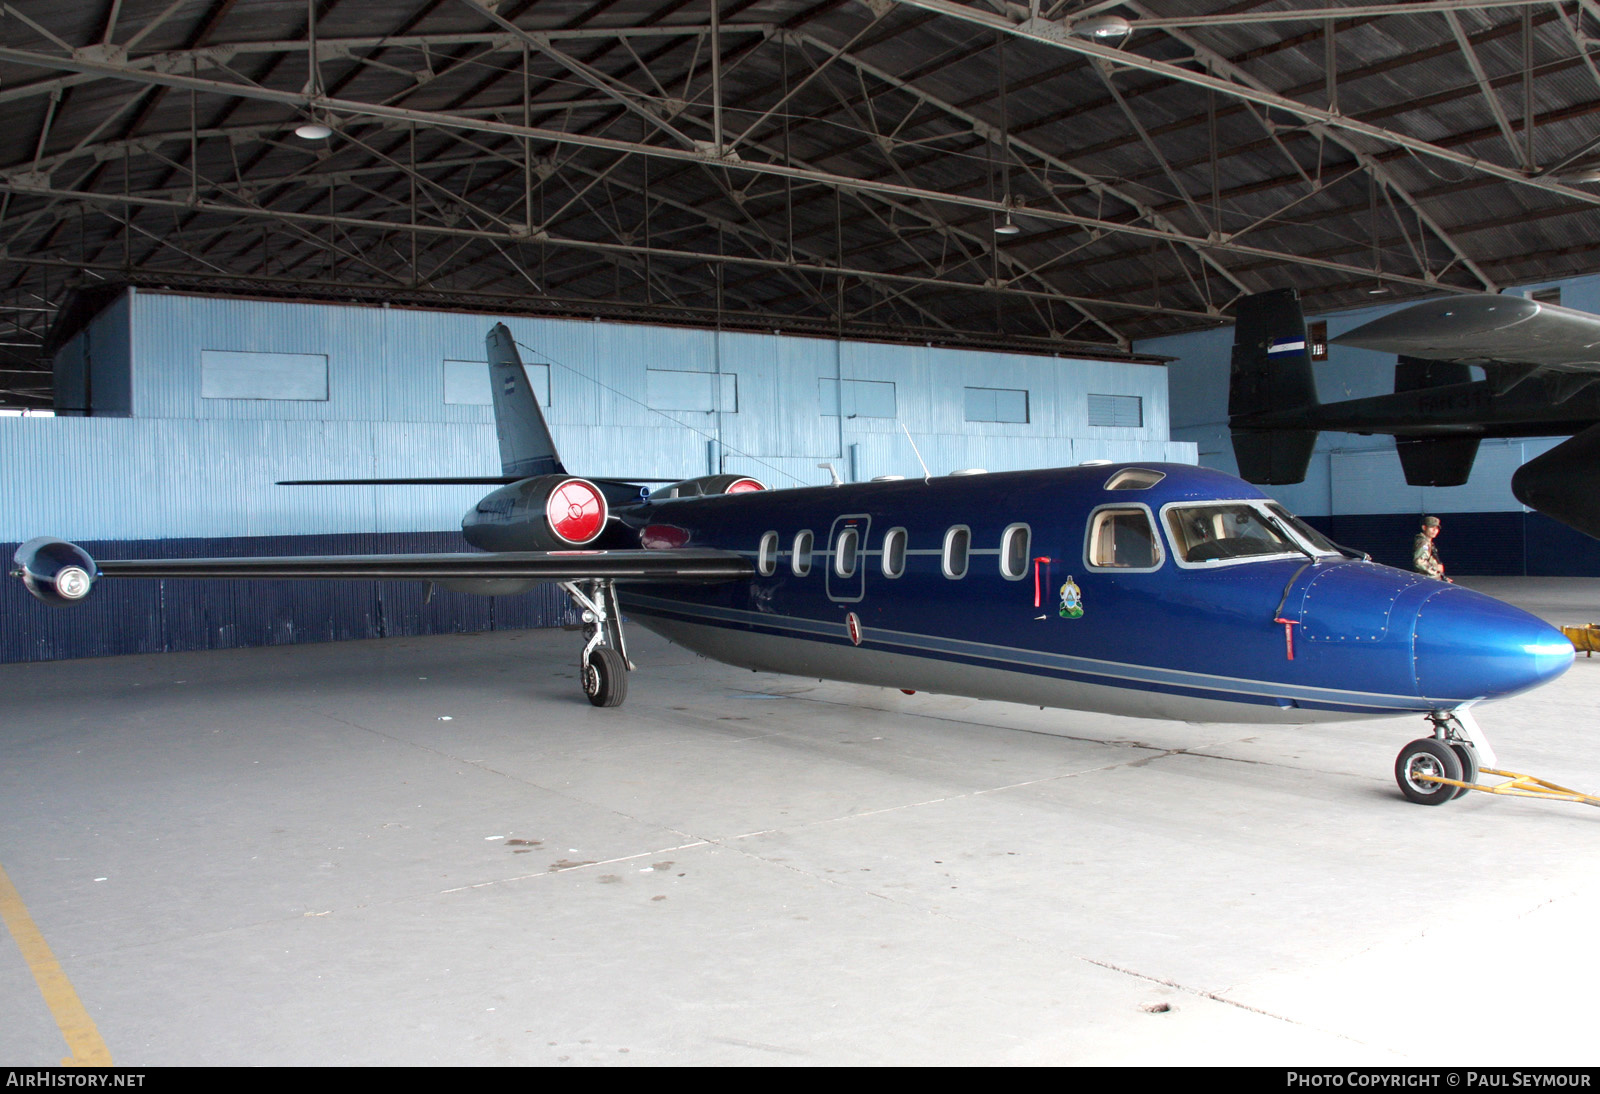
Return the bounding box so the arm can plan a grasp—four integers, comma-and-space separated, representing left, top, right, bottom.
1333, 294, 1600, 392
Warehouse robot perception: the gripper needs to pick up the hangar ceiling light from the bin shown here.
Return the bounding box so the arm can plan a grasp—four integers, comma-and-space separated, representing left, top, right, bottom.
1070, 15, 1133, 40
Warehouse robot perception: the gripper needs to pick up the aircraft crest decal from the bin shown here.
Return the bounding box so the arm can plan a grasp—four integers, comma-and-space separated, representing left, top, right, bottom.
1059, 577, 1084, 619
846, 611, 863, 645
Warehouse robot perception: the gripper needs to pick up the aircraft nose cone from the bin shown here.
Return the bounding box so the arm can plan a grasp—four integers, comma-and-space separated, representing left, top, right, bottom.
1412, 587, 1572, 705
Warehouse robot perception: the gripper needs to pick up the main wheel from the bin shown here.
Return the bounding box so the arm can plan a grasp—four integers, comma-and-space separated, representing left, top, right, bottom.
1449, 742, 1480, 801
582, 647, 628, 708
1395, 738, 1463, 806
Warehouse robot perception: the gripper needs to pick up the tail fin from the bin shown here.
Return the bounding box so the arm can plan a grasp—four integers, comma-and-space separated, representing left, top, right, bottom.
487, 323, 566, 479
1229, 288, 1319, 484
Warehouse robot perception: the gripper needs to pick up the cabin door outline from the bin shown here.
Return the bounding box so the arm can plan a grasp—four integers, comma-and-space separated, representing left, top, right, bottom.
825, 513, 871, 604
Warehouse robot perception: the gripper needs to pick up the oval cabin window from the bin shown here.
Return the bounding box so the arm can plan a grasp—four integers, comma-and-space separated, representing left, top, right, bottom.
1000, 524, 1030, 579
943, 526, 970, 579
882, 528, 907, 578
835, 528, 859, 578
793, 530, 814, 576
758, 531, 778, 576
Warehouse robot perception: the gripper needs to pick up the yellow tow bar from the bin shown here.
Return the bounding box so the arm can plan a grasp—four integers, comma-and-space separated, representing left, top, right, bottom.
1420, 767, 1600, 808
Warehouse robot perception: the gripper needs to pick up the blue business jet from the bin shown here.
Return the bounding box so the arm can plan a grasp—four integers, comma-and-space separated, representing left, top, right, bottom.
13, 325, 1574, 806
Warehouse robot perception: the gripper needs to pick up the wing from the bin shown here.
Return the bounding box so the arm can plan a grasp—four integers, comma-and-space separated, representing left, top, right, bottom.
12, 538, 751, 605
276, 476, 679, 485
1333, 295, 1600, 372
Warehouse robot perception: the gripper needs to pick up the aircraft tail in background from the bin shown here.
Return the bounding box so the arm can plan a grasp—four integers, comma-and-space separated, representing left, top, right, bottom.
1228, 288, 1319, 485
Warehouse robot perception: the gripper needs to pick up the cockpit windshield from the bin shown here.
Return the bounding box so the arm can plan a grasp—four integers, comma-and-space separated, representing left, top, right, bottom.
1165, 503, 1302, 564
1263, 503, 1344, 557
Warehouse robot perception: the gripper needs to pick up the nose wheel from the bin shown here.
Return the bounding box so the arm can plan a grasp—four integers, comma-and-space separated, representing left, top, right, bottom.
1395, 710, 1484, 805
560, 579, 632, 708
1396, 738, 1464, 806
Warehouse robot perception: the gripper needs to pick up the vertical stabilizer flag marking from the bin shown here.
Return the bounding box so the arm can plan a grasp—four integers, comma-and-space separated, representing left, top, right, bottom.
487, 323, 566, 479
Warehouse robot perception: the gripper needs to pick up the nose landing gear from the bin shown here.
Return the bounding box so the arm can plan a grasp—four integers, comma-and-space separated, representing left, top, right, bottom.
1395, 709, 1486, 806
560, 579, 631, 708
1396, 708, 1600, 808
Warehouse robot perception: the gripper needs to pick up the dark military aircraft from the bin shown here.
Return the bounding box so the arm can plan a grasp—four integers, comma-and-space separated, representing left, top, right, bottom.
1229, 287, 1600, 540
12, 324, 1575, 805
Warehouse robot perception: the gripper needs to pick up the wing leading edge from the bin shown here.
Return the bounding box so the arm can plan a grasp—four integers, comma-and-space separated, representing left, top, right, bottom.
92, 548, 752, 582
1333, 294, 1600, 371
12, 539, 752, 606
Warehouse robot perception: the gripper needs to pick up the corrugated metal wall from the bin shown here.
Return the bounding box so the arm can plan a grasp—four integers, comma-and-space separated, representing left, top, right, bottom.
3, 289, 1194, 661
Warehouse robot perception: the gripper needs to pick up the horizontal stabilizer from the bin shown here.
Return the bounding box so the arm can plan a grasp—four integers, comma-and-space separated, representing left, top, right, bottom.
1394, 435, 1480, 486
279, 476, 525, 486
1231, 429, 1316, 485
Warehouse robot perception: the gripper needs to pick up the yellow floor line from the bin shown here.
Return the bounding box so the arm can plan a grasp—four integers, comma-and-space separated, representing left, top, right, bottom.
0, 860, 112, 1066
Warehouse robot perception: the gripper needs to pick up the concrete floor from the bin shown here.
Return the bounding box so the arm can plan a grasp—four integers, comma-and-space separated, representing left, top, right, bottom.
3, 578, 1600, 1066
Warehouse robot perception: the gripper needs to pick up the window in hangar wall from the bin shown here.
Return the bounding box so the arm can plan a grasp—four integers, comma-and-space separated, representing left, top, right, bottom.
964, 386, 1029, 424
444, 358, 551, 406
1087, 393, 1143, 428
819, 378, 897, 418
201, 350, 328, 401
648, 369, 739, 412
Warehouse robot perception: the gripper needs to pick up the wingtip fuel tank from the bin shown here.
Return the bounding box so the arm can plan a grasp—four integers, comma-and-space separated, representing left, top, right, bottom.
11, 537, 99, 606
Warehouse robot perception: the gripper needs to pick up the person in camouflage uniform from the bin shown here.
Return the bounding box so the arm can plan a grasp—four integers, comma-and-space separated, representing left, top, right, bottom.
1412, 515, 1451, 582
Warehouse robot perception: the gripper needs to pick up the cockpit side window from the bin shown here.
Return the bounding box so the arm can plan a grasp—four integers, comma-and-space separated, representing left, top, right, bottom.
1087, 507, 1161, 569
1165, 503, 1296, 564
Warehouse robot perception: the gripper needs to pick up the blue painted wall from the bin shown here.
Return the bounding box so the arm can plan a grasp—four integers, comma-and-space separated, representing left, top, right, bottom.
3, 290, 1194, 662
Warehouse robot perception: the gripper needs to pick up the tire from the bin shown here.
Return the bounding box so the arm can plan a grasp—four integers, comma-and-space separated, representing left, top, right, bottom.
1449, 742, 1479, 801
1395, 738, 1463, 806
582, 647, 628, 708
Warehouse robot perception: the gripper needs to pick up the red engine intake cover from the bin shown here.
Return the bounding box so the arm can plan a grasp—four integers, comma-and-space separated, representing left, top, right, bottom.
725, 478, 765, 494
544, 478, 607, 545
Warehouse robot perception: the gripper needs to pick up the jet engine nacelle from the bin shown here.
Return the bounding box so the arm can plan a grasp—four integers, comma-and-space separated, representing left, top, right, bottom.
11, 537, 99, 606
649, 474, 766, 501
461, 474, 610, 552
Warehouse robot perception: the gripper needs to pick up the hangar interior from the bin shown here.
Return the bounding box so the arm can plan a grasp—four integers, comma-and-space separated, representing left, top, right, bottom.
1146, 269, 1600, 576
5, 0, 1600, 1068
2, 286, 1186, 662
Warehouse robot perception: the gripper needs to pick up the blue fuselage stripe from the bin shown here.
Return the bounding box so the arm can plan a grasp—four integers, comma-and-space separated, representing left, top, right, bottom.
622, 592, 1423, 714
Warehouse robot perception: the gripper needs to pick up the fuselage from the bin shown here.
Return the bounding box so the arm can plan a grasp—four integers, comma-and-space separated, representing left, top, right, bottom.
592, 462, 1570, 724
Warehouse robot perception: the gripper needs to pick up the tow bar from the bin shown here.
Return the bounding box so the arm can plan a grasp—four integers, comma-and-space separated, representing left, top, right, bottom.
1415, 768, 1600, 808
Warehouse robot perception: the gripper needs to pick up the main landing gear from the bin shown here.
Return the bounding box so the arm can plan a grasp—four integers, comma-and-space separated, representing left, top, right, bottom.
1395, 709, 1485, 806
560, 579, 631, 708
